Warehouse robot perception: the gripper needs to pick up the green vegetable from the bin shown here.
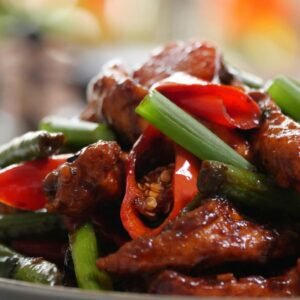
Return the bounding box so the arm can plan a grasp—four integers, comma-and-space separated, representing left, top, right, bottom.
0, 131, 64, 168
0, 244, 61, 285
70, 223, 112, 291
0, 213, 64, 240
198, 160, 300, 216
227, 65, 264, 89
39, 116, 115, 147
181, 194, 203, 216
267, 76, 300, 121
136, 90, 254, 171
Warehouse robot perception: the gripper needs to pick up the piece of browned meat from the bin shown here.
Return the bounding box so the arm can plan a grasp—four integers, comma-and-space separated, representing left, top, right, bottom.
82, 41, 225, 146
44, 141, 125, 215
133, 41, 221, 88
149, 261, 300, 297
81, 61, 148, 146
97, 198, 300, 275
252, 92, 300, 191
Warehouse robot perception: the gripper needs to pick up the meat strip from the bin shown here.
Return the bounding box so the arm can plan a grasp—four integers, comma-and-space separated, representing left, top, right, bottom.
133, 41, 221, 87
82, 41, 224, 146
44, 141, 125, 215
252, 92, 300, 191
81, 61, 148, 146
149, 261, 300, 297
97, 198, 300, 275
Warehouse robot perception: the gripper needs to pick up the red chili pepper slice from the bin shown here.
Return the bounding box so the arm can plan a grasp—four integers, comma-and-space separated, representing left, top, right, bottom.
120, 126, 200, 239
0, 155, 69, 211
155, 73, 261, 129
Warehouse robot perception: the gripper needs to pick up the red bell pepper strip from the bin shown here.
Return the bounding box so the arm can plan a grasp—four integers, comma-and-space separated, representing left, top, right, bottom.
120, 126, 200, 239
154, 73, 261, 129
0, 155, 69, 211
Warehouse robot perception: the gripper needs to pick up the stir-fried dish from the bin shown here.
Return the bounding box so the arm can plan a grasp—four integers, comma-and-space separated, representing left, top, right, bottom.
0, 40, 300, 297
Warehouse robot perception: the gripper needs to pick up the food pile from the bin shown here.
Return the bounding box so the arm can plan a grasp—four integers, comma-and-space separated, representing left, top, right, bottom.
0, 41, 300, 297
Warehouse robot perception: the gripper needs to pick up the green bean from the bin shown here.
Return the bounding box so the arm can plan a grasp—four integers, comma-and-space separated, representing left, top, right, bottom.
0, 213, 64, 240
198, 160, 300, 217
39, 116, 115, 148
226, 65, 264, 89
69, 223, 112, 291
0, 131, 64, 168
0, 244, 61, 285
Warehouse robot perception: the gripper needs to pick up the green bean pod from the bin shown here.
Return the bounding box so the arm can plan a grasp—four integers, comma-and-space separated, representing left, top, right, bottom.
198, 160, 300, 217
0, 213, 64, 240
0, 131, 64, 168
0, 244, 61, 285
39, 116, 115, 148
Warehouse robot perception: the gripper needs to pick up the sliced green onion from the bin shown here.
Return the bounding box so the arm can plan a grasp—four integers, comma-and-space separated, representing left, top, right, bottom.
70, 223, 112, 291
39, 116, 115, 147
136, 90, 254, 171
267, 76, 300, 121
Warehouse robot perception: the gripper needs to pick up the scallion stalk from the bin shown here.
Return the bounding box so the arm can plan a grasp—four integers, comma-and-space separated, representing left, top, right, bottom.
69, 223, 112, 291
136, 90, 254, 171
267, 76, 300, 121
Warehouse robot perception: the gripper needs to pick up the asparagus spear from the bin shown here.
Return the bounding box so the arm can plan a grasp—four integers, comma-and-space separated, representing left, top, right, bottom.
0, 213, 64, 240
69, 223, 112, 291
198, 160, 300, 217
0, 244, 61, 285
39, 116, 115, 148
0, 131, 64, 168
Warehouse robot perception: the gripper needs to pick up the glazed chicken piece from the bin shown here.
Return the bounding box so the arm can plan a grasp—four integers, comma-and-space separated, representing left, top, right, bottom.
44, 141, 125, 215
81, 61, 148, 146
82, 41, 225, 146
149, 261, 300, 297
133, 41, 221, 87
97, 198, 300, 275
252, 92, 300, 191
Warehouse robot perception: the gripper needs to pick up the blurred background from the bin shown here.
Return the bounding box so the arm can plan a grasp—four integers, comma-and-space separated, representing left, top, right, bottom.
0, 0, 299, 142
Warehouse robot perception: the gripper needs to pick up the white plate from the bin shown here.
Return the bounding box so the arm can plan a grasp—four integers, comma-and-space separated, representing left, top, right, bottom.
0, 278, 193, 300
0, 277, 295, 299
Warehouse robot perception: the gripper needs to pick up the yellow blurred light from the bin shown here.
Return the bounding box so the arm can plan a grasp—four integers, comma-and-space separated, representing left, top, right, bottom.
240, 16, 298, 73
104, 0, 159, 40
6, 0, 78, 13
47, 7, 102, 44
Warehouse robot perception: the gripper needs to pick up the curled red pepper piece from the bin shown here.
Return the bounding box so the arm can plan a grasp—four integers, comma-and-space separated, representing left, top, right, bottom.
0, 155, 69, 211
120, 126, 200, 239
155, 73, 261, 129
